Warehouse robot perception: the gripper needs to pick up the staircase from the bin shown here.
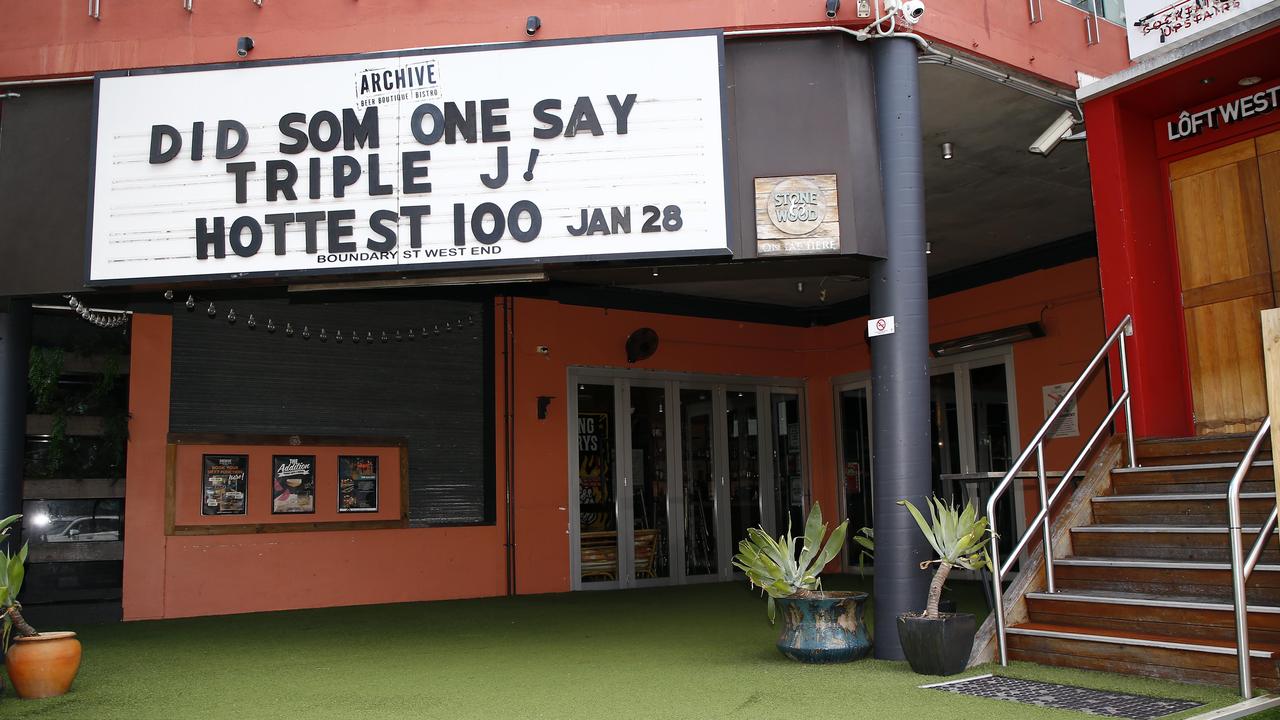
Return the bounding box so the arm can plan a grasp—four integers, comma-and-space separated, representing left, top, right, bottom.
1004, 434, 1280, 690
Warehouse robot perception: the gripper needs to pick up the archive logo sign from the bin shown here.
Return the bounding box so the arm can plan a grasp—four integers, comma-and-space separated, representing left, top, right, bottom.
86, 32, 731, 284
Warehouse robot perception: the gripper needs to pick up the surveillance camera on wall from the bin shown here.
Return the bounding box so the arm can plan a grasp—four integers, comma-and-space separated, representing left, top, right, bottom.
1030, 110, 1083, 156
901, 0, 926, 22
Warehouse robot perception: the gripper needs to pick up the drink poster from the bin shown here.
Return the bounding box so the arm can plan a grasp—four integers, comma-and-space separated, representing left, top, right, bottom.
202, 454, 248, 516
337, 456, 379, 512
272, 455, 316, 514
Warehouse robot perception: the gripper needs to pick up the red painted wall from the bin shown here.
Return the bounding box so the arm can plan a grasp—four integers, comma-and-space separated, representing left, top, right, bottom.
0, 0, 1128, 87
123, 314, 507, 620
125, 260, 1105, 615
509, 258, 1107, 593
1081, 28, 1280, 437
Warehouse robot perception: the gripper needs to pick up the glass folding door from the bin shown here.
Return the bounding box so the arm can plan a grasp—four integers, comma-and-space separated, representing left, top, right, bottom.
571, 371, 806, 590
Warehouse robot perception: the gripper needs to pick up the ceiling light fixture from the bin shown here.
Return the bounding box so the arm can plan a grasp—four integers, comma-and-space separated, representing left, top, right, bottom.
526, 15, 541, 35
925, 241, 933, 255
941, 141, 954, 160
825, 0, 841, 18
1239, 76, 1263, 87
236, 36, 254, 57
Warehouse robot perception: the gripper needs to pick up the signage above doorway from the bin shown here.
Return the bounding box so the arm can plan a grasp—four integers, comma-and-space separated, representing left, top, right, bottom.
753, 174, 840, 257
1126, 0, 1276, 60
85, 31, 731, 285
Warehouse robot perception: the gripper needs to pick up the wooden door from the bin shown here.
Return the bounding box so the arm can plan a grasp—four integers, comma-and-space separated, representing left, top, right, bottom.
1170, 138, 1273, 435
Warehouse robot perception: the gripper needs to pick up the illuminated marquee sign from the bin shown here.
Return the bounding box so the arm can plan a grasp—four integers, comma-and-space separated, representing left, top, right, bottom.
86, 32, 730, 284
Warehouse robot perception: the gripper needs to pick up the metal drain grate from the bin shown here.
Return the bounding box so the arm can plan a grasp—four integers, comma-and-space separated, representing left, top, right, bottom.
922, 674, 1203, 720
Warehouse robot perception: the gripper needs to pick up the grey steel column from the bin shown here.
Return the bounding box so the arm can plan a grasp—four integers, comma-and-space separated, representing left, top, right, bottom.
0, 300, 32, 547
869, 37, 931, 661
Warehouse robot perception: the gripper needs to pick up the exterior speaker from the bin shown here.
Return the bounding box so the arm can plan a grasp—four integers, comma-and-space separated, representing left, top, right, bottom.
625, 328, 659, 363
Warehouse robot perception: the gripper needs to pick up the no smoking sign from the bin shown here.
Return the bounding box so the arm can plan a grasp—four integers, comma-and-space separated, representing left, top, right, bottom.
868, 316, 896, 338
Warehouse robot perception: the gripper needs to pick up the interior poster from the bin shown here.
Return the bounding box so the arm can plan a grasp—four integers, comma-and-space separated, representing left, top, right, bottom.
337, 456, 379, 512
272, 455, 316, 514
87, 32, 730, 284
202, 454, 248, 516
578, 412, 612, 531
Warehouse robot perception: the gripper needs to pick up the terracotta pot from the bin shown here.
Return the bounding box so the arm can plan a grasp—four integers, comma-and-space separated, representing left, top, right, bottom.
5, 631, 82, 699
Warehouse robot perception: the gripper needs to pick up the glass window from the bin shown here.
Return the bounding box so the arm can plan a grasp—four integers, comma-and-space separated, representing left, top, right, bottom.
24, 499, 124, 543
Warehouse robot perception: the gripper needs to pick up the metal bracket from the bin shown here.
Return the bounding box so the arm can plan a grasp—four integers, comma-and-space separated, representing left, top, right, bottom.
1085, 0, 1102, 45
89, 0, 101, 19
183, 0, 193, 11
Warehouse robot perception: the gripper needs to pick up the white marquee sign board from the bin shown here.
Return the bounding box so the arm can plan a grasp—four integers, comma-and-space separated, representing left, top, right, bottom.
1126, 0, 1278, 60
87, 32, 731, 284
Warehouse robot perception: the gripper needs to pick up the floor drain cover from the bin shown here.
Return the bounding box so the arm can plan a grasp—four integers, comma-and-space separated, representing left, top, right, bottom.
923, 675, 1202, 720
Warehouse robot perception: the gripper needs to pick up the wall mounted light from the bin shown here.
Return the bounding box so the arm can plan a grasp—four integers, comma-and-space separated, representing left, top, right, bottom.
925, 241, 933, 255
89, 0, 101, 19
236, 36, 255, 57
930, 322, 1044, 357
941, 141, 954, 160
1240, 76, 1263, 87
825, 0, 841, 18
526, 15, 541, 35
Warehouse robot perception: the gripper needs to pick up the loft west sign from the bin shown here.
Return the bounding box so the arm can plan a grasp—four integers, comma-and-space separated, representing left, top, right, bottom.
86, 32, 731, 285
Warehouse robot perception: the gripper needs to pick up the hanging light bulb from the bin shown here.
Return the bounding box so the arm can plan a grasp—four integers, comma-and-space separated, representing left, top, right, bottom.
286, 323, 295, 337
336, 330, 344, 343
381, 331, 389, 343
366, 331, 374, 344
247, 314, 256, 329
302, 326, 311, 340
163, 290, 175, 301
352, 331, 360, 344
227, 309, 237, 323
445, 321, 453, 332
186, 295, 196, 311
395, 330, 402, 342
207, 302, 217, 317
266, 319, 276, 333
407, 329, 415, 341
433, 324, 441, 335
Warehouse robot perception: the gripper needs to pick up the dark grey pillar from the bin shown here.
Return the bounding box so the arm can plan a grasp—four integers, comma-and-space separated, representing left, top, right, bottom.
0, 300, 31, 546
869, 37, 932, 661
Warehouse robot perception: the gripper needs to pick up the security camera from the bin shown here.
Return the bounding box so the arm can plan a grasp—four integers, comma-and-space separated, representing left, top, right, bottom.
902, 0, 926, 23
825, 0, 840, 18
236, 36, 254, 57
1029, 110, 1083, 156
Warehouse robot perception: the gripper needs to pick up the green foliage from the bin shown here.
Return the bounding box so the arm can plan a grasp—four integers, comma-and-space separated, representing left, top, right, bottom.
852, 526, 874, 571
897, 497, 992, 572
0, 513, 30, 650
28, 347, 65, 413
731, 502, 848, 623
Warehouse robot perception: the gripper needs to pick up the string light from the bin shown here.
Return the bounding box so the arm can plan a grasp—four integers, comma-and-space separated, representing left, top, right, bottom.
160, 291, 479, 348
64, 295, 130, 329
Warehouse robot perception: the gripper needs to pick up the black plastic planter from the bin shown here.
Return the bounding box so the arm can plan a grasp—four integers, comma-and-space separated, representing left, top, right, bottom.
896, 612, 976, 676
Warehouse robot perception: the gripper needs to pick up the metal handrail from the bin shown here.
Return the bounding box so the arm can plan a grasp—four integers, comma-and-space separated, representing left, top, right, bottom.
989, 315, 1135, 666
1228, 417, 1275, 699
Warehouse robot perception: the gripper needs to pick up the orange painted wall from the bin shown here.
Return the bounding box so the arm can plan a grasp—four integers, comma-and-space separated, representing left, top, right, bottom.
124, 260, 1105, 616
0, 0, 1128, 88
509, 258, 1107, 594
123, 314, 507, 620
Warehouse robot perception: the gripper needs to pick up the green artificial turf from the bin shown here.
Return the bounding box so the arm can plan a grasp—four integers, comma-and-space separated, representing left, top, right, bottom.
0, 576, 1254, 719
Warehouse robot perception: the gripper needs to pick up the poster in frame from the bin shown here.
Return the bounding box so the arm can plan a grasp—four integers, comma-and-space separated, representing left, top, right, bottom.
271, 454, 317, 514
202, 454, 248, 516
337, 455, 379, 512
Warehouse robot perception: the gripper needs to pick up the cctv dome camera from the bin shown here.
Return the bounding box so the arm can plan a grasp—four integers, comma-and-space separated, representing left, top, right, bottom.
902, 0, 926, 22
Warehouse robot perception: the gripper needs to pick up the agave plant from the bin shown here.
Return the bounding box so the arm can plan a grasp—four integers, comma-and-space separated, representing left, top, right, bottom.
898, 497, 992, 619
0, 513, 36, 650
732, 502, 848, 623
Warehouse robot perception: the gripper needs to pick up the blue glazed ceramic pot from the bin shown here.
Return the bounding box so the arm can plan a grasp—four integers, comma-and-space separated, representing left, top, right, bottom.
774, 591, 872, 663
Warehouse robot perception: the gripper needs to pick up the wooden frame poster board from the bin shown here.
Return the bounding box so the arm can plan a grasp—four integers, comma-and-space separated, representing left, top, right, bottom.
166, 433, 408, 536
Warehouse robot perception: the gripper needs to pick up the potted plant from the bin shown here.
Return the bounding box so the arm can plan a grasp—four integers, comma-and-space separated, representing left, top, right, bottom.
732, 502, 871, 663
1, 514, 82, 699
895, 497, 992, 676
